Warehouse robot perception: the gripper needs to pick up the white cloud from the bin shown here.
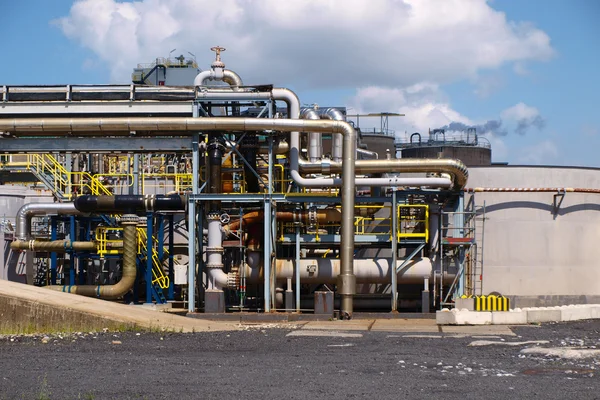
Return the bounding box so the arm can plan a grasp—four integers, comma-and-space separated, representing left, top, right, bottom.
501, 102, 545, 135
347, 83, 471, 134
56, 0, 554, 86
501, 102, 539, 121
516, 140, 558, 165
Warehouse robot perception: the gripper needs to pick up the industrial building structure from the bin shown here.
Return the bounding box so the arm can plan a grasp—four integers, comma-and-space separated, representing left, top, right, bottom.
0, 47, 598, 319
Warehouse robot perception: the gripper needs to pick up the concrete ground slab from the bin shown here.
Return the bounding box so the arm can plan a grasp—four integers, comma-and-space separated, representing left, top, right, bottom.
286, 330, 363, 338
0, 280, 239, 333
371, 319, 439, 333
441, 325, 516, 336
301, 320, 374, 331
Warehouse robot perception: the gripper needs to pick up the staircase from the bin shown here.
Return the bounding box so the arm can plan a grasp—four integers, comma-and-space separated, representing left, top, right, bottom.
9, 154, 112, 199
136, 228, 170, 304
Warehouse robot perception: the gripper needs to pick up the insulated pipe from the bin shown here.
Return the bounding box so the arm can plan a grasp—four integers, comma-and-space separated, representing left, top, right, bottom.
357, 148, 378, 159
243, 258, 455, 285
207, 139, 224, 211
206, 214, 231, 289
298, 158, 468, 190
300, 108, 322, 162
317, 108, 344, 162
11, 240, 96, 252
223, 70, 243, 88
15, 202, 82, 241
47, 214, 138, 299
74, 194, 186, 214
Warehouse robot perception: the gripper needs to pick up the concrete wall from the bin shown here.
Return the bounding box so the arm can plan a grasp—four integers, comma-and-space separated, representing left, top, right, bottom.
467, 166, 600, 305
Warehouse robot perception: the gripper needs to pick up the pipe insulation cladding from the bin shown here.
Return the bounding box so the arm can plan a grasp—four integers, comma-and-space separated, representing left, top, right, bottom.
74, 195, 186, 214
47, 214, 138, 299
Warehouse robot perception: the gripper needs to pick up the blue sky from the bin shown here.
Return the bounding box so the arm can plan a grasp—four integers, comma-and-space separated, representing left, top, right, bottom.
0, 0, 598, 167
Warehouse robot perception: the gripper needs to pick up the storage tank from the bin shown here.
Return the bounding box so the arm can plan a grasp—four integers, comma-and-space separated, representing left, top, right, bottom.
360, 130, 397, 159
397, 129, 492, 166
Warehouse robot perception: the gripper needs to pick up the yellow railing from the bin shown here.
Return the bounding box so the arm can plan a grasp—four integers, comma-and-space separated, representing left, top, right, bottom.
95, 226, 170, 289
4, 154, 114, 198
279, 204, 429, 242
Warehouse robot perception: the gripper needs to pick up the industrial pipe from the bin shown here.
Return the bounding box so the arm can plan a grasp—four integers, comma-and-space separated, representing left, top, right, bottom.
243, 258, 455, 285
11, 240, 96, 252
223, 209, 342, 234
15, 202, 82, 241
47, 214, 138, 299
298, 158, 468, 190
74, 194, 186, 214
301, 108, 322, 162
317, 108, 344, 162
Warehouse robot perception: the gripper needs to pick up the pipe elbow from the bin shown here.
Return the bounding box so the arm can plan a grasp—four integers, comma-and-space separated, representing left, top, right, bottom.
194, 70, 214, 86
223, 70, 243, 88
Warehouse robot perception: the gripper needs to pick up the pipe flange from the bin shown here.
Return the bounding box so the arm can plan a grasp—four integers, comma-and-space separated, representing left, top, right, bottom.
227, 272, 240, 290
120, 214, 138, 225
207, 212, 221, 221
206, 246, 224, 254
308, 207, 317, 226
321, 158, 331, 175
206, 263, 224, 270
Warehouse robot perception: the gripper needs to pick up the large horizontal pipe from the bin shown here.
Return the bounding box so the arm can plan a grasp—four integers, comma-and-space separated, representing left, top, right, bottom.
15, 202, 82, 241
10, 240, 96, 252
299, 158, 468, 189
74, 194, 186, 213
244, 258, 453, 285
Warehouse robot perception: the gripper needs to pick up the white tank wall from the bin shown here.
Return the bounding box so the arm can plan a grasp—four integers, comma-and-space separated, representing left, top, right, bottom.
467, 166, 600, 303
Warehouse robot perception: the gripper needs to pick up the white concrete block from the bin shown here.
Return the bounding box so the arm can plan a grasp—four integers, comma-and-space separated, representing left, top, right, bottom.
590, 304, 600, 319
436, 310, 455, 325
491, 310, 527, 325
453, 310, 492, 325
527, 308, 562, 323
560, 305, 592, 321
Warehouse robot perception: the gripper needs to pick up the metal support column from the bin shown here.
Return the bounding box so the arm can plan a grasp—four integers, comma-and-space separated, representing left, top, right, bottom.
69, 215, 76, 285
168, 214, 174, 300
188, 132, 200, 313
295, 226, 301, 313
146, 213, 153, 304
50, 217, 58, 285
391, 189, 398, 312
455, 194, 465, 297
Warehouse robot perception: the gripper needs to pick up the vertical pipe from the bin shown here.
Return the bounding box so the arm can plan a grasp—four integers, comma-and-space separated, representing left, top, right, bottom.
66, 153, 72, 196
391, 190, 398, 312
50, 217, 57, 285
168, 214, 174, 300
188, 132, 200, 313
146, 213, 153, 304
197, 204, 204, 304
263, 199, 271, 312
295, 226, 301, 313
133, 154, 140, 195
338, 123, 356, 318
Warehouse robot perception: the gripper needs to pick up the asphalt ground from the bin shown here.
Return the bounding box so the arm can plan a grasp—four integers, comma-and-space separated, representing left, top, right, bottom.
1, 320, 599, 399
